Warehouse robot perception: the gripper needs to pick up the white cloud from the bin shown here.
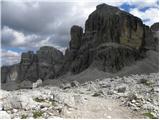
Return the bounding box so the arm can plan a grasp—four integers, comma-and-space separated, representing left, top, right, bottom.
2, 26, 26, 46
0, 49, 21, 66
130, 7, 159, 26
127, 0, 158, 9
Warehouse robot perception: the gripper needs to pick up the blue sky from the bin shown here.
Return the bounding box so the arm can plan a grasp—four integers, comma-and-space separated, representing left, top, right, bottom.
1, 0, 159, 66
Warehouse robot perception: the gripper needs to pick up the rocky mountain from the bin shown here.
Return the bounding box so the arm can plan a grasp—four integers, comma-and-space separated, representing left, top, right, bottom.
1, 46, 63, 83
1, 3, 159, 87
59, 3, 158, 75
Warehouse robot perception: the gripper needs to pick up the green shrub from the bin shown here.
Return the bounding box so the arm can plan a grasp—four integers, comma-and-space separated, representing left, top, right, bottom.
32, 111, 44, 118
143, 112, 157, 119
21, 114, 28, 119
33, 97, 45, 102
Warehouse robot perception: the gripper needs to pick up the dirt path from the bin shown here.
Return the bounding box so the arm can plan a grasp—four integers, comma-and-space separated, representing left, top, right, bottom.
61, 95, 144, 119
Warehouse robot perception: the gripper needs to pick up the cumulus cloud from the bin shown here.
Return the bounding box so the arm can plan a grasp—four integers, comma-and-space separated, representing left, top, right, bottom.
127, 0, 158, 9
130, 7, 159, 26
1, 49, 21, 66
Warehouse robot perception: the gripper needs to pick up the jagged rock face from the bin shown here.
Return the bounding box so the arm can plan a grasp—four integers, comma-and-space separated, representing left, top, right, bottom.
37, 46, 63, 80
143, 26, 155, 50
151, 22, 159, 51
84, 4, 144, 49
93, 43, 140, 72
18, 51, 39, 82
1, 66, 10, 83
151, 22, 159, 31
70, 25, 83, 50
1, 46, 64, 83
1, 65, 19, 83
143, 22, 159, 51
61, 3, 146, 74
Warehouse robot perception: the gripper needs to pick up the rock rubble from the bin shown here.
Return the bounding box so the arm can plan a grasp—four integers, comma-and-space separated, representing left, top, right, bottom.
0, 73, 158, 119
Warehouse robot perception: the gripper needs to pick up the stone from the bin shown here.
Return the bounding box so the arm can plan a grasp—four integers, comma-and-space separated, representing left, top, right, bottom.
0, 102, 3, 111
0, 111, 11, 119
3, 96, 22, 110
61, 83, 71, 90
20, 80, 33, 89
117, 86, 126, 93
92, 90, 104, 97
32, 79, 43, 88
70, 81, 79, 87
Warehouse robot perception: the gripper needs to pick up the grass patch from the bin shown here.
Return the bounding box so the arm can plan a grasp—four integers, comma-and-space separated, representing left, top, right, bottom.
21, 114, 28, 119
33, 97, 45, 102
48, 98, 57, 106
143, 112, 157, 119
32, 111, 44, 118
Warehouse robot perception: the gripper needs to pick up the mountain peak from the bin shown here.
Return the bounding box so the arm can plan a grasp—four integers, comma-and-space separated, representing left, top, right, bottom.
96, 3, 119, 12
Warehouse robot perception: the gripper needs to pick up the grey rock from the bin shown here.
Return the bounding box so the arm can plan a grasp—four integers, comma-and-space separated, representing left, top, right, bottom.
37, 46, 63, 80
117, 86, 126, 93
61, 83, 71, 90
70, 81, 79, 87
70, 25, 83, 50
85, 3, 144, 49
0, 111, 11, 119
20, 80, 33, 89
151, 22, 159, 31
92, 90, 104, 97
1, 46, 64, 86
60, 3, 147, 75
32, 79, 43, 88
1, 66, 10, 83
3, 96, 22, 110
1, 64, 19, 83
151, 22, 159, 52
18, 51, 39, 82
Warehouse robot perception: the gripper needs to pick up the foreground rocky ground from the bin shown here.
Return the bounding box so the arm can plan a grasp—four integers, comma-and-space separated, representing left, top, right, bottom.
0, 73, 159, 119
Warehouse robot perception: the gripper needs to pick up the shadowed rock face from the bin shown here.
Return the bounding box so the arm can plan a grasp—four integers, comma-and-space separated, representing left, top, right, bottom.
1, 64, 19, 83
151, 22, 159, 52
70, 25, 83, 50
37, 46, 63, 80
1, 46, 64, 83
60, 3, 155, 75
18, 51, 38, 82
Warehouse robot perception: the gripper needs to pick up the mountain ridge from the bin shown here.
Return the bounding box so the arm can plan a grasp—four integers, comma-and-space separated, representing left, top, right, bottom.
1, 3, 159, 87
